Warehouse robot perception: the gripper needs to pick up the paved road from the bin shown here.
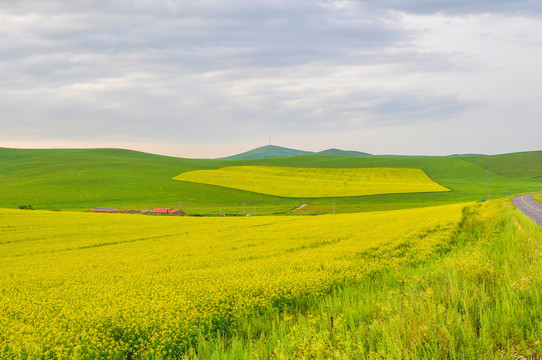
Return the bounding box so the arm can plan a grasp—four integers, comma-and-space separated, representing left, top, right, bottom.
512, 193, 542, 227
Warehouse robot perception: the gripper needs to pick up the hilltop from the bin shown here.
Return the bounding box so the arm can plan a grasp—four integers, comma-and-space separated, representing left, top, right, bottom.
219, 145, 313, 160
317, 148, 371, 157
220, 145, 372, 160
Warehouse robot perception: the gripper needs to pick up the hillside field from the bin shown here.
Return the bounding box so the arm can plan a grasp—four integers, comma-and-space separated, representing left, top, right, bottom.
2, 148, 542, 214
463, 151, 542, 179
3, 148, 542, 358
0, 203, 464, 358
174, 166, 449, 198
2, 200, 542, 358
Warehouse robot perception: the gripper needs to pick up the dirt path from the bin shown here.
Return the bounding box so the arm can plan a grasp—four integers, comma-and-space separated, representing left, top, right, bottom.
291, 203, 308, 212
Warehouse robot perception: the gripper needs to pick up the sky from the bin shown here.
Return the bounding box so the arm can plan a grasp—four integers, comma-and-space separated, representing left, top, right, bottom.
1, 0, 541, 158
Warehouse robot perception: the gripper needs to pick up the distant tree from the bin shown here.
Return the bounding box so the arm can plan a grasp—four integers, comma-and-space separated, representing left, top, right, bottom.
18, 205, 34, 210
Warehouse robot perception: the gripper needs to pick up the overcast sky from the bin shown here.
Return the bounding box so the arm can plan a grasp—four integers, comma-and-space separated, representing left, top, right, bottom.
1, 0, 541, 158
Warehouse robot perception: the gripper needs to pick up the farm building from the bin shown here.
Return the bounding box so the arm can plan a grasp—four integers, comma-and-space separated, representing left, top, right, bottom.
89, 207, 185, 216
149, 208, 186, 216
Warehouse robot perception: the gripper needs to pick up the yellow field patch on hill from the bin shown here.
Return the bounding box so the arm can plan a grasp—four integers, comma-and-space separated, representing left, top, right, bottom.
0, 203, 466, 358
173, 166, 449, 197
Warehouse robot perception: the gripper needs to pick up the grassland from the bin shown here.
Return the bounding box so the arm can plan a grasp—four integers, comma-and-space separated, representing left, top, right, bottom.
174, 166, 449, 198
0, 148, 300, 213
463, 151, 542, 179
0, 203, 464, 358
2, 148, 542, 214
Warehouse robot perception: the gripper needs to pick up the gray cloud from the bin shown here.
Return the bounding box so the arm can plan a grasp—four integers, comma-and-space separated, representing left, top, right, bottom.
0, 1, 402, 69
371, 0, 542, 15
1, 0, 541, 156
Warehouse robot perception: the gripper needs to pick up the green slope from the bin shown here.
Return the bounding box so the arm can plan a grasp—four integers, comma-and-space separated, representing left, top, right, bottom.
316, 148, 372, 157
1, 148, 541, 214
219, 145, 313, 160
0, 148, 299, 213
462, 151, 542, 179
230, 154, 541, 212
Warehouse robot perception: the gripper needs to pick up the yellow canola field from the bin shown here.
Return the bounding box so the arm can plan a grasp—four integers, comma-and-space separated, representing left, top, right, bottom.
173, 166, 450, 198
0, 204, 465, 359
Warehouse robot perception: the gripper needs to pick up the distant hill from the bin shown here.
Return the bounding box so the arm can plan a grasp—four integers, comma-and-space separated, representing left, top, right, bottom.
220, 145, 314, 160
448, 154, 486, 157
1, 147, 542, 214
317, 149, 372, 157
462, 151, 542, 178
220, 145, 373, 160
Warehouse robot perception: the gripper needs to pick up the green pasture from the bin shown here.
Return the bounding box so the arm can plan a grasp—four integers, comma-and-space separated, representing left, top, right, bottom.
0, 148, 294, 213
463, 151, 542, 179
1, 148, 541, 214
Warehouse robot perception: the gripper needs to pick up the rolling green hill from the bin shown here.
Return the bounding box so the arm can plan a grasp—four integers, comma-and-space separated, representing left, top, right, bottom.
1, 147, 541, 214
462, 151, 542, 179
220, 145, 372, 159
0, 148, 298, 213
219, 145, 313, 160
316, 148, 372, 157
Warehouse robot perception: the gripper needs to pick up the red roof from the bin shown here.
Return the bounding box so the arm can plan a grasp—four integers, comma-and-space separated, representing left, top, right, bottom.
151, 208, 178, 214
